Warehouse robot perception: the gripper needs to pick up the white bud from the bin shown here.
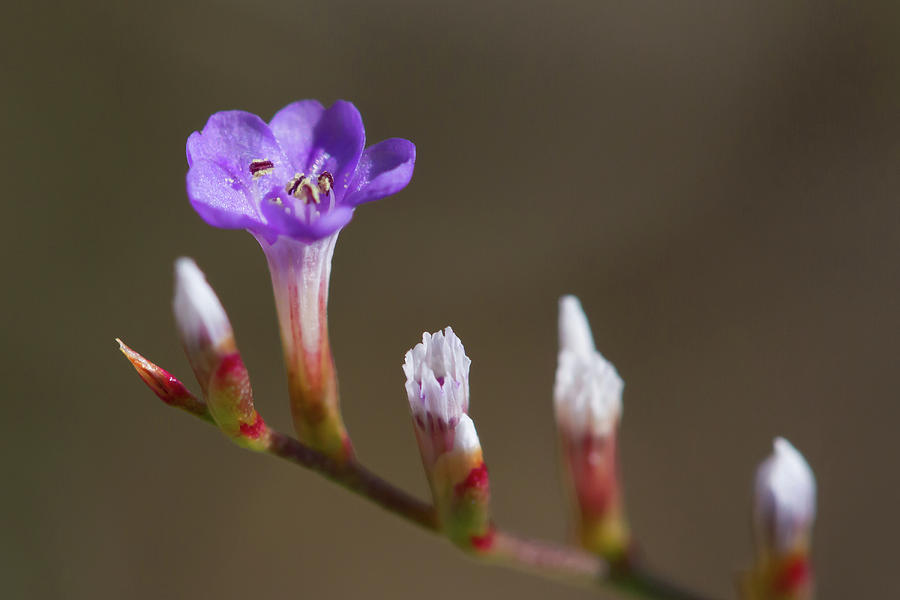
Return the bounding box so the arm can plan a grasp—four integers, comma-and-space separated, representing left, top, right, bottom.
172, 258, 233, 382
754, 437, 817, 553
554, 296, 623, 437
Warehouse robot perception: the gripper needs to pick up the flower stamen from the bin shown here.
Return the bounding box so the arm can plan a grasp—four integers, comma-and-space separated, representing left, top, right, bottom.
285, 173, 321, 205
317, 171, 334, 195
286, 173, 306, 196
249, 159, 274, 178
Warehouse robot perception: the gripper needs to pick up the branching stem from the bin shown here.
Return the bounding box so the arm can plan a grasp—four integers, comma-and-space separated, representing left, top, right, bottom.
247, 428, 714, 599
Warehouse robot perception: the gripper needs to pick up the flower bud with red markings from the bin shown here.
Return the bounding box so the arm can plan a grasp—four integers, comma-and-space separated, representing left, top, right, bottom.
117, 338, 211, 421
554, 296, 630, 560
741, 438, 816, 600
173, 258, 269, 450
403, 328, 492, 551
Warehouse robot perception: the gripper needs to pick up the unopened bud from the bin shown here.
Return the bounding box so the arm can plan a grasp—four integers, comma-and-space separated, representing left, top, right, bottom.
754, 438, 816, 555
117, 338, 211, 421
742, 438, 817, 600
173, 258, 233, 390
403, 327, 492, 551
172, 258, 269, 449
554, 295, 629, 559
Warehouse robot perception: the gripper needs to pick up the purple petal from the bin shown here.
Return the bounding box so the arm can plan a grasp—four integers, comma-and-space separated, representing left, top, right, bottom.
269, 100, 365, 200
186, 111, 291, 189
268, 99, 325, 171
344, 139, 416, 206
186, 159, 263, 230
259, 201, 355, 243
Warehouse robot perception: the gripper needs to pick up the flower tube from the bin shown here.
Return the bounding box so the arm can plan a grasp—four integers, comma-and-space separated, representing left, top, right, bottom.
185, 100, 415, 459
554, 296, 629, 560
403, 328, 493, 551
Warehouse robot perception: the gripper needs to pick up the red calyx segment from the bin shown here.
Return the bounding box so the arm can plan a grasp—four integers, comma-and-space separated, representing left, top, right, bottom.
455, 462, 489, 497
117, 339, 208, 417
239, 414, 268, 440
469, 526, 496, 551
775, 555, 812, 593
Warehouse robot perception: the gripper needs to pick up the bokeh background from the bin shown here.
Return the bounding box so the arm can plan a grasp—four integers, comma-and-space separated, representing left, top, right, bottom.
3, 1, 898, 598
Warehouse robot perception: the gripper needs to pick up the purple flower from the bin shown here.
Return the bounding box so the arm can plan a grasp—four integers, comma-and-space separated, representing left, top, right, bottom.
186, 100, 415, 244
183, 100, 415, 459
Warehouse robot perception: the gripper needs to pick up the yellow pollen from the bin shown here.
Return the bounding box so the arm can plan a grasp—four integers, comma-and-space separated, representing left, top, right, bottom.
317, 171, 334, 195
300, 181, 321, 204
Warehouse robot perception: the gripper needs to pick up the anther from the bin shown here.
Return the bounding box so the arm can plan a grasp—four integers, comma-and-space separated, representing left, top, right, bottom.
285, 173, 305, 196
285, 173, 321, 204
299, 180, 321, 205
249, 159, 274, 178
317, 171, 334, 195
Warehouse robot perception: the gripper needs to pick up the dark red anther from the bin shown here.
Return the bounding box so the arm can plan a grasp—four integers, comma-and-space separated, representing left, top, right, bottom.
287, 175, 304, 196
317, 171, 334, 194
249, 159, 274, 177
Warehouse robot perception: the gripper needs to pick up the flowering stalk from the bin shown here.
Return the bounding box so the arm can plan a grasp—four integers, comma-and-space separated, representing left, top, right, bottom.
403, 328, 493, 551
173, 258, 269, 450
741, 438, 816, 600
554, 296, 630, 560
119, 337, 713, 600
115, 98, 726, 600
185, 100, 415, 460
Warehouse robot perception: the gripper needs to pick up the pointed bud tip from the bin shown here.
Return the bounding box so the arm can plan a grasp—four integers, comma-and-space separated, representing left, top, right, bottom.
116, 338, 208, 417
559, 295, 596, 356
754, 437, 817, 553
116, 337, 144, 364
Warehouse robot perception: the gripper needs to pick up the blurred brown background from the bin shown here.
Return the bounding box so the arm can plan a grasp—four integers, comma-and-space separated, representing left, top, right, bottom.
2, 1, 898, 598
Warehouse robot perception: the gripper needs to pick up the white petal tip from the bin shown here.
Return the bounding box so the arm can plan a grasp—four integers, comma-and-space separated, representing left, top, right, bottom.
453, 414, 481, 453
558, 295, 596, 355
403, 326, 471, 422
173, 257, 231, 349
754, 437, 817, 551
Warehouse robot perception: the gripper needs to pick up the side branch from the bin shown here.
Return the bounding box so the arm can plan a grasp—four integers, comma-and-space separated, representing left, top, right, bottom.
118, 342, 716, 600
266, 431, 438, 531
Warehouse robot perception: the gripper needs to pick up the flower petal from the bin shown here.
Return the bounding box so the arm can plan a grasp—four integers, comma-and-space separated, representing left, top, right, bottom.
186, 159, 263, 230
344, 138, 416, 206
268, 99, 326, 170
270, 100, 365, 200
259, 200, 355, 243
186, 110, 291, 189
